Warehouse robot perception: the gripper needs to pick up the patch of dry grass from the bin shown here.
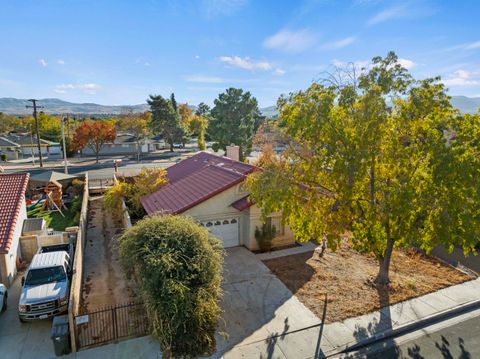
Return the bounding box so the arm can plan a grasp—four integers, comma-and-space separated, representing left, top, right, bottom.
263, 242, 474, 323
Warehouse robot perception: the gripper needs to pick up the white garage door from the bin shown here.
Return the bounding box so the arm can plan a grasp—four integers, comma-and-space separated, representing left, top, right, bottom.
201, 218, 239, 248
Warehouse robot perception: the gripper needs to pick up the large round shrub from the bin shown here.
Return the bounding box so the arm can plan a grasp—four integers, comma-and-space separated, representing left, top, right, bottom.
119, 215, 224, 358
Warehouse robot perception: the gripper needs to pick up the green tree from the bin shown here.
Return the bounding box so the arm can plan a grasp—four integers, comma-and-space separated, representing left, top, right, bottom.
38, 112, 62, 142
118, 111, 151, 162
147, 94, 183, 152
246, 52, 480, 285
210, 88, 264, 160
119, 215, 224, 358
195, 102, 210, 117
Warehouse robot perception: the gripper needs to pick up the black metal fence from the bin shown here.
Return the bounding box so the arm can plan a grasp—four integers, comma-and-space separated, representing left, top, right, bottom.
75, 302, 149, 349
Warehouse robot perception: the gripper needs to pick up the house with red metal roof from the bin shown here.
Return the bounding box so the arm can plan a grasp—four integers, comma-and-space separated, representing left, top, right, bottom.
0, 173, 29, 286
141, 150, 295, 250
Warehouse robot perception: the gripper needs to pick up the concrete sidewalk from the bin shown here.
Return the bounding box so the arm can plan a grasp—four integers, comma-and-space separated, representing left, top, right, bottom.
226, 277, 480, 358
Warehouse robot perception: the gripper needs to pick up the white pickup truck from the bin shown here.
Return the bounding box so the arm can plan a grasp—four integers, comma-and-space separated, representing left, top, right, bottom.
18, 245, 72, 322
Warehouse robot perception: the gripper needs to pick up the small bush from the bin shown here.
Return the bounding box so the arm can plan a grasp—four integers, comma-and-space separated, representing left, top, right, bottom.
71, 178, 85, 196
120, 215, 224, 358
255, 223, 276, 252
104, 168, 168, 220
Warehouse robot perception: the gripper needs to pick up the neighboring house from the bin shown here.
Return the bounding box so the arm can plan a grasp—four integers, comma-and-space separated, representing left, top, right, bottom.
0, 173, 29, 286
5, 133, 61, 157
81, 133, 150, 156
141, 150, 295, 250
148, 135, 167, 151
0, 136, 21, 160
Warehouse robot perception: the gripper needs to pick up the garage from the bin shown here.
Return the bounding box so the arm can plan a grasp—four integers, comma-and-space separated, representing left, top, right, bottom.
201, 218, 240, 248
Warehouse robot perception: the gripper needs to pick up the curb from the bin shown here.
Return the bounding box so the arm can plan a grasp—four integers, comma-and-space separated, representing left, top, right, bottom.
324, 297, 480, 357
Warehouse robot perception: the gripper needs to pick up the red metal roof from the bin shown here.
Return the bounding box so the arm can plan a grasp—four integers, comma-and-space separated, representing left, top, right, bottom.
141, 152, 258, 215
0, 173, 30, 254
142, 165, 246, 215
231, 195, 255, 211
166, 151, 256, 183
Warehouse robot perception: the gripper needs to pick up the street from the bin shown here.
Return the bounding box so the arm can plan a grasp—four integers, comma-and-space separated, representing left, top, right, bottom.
340, 310, 480, 359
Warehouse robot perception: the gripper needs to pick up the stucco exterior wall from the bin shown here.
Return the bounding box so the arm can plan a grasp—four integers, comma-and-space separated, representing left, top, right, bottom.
0, 200, 27, 286
245, 204, 295, 251
183, 183, 295, 250
81, 143, 149, 156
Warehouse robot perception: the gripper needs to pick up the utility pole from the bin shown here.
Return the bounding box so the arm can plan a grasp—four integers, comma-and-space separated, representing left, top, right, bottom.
61, 115, 68, 174
26, 99, 44, 167
29, 124, 36, 166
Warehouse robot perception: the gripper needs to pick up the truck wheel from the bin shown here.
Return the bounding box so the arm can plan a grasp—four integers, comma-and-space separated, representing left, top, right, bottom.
1, 293, 6, 311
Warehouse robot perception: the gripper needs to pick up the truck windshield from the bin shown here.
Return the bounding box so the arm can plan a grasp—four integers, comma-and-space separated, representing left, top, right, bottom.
25, 266, 66, 286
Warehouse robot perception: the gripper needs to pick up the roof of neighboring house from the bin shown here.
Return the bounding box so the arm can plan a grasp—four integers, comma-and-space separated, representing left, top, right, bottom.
141, 151, 257, 215
112, 133, 137, 144
5, 134, 59, 147
166, 151, 255, 183
0, 137, 20, 148
0, 173, 30, 254
231, 195, 255, 211
30, 171, 77, 184
22, 218, 46, 235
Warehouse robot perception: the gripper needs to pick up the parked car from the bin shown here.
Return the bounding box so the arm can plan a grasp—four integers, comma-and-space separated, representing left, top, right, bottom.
0, 284, 7, 311
18, 244, 72, 322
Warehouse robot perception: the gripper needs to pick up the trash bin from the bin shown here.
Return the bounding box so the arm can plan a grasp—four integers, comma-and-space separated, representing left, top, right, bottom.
51, 315, 71, 356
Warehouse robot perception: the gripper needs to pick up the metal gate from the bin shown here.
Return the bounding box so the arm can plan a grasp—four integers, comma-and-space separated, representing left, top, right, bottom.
74, 302, 149, 349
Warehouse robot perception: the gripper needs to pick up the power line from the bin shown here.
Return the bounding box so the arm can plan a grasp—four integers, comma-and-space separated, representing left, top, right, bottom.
26, 99, 44, 167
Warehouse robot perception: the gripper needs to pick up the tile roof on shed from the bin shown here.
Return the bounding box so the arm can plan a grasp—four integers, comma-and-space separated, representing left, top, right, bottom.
0, 173, 29, 254
141, 152, 257, 215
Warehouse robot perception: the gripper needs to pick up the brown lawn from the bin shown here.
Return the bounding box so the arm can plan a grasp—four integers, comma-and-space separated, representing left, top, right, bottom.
263, 242, 474, 323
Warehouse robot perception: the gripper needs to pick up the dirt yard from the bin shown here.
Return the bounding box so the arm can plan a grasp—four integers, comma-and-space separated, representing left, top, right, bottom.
82, 196, 133, 311
263, 242, 474, 323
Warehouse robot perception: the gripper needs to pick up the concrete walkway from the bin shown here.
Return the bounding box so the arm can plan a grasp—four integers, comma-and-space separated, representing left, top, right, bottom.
256, 241, 318, 260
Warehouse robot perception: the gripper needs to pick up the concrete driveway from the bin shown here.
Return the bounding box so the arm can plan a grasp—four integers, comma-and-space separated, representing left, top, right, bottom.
0, 275, 57, 359
214, 247, 324, 358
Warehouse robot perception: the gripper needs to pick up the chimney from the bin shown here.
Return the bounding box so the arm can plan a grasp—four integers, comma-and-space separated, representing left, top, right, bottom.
226, 145, 240, 161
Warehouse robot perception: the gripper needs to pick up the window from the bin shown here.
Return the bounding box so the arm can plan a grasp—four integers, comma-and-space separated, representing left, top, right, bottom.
223, 220, 230, 225
25, 266, 66, 286
205, 222, 213, 227
267, 216, 284, 236
231, 218, 237, 224
214, 221, 221, 226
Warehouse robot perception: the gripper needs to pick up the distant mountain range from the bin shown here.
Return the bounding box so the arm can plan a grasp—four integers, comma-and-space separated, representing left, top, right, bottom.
0, 96, 478, 117
0, 98, 150, 116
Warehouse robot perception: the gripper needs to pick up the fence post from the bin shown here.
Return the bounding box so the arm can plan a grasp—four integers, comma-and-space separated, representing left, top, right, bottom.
112, 306, 118, 342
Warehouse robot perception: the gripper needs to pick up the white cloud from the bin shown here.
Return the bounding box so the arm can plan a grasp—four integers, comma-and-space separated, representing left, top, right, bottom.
442, 70, 480, 87
184, 75, 226, 83
322, 36, 356, 50
367, 5, 406, 25
195, 55, 200, 59
274, 68, 286, 76
465, 41, 480, 50
39, 59, 48, 67
263, 29, 316, 53
202, 0, 247, 18
332, 59, 370, 69
57, 59, 65, 65
397, 58, 416, 69
219, 56, 272, 71
54, 83, 101, 95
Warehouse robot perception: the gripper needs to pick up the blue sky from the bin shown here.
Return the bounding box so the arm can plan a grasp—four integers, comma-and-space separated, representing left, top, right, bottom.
0, 0, 479, 107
